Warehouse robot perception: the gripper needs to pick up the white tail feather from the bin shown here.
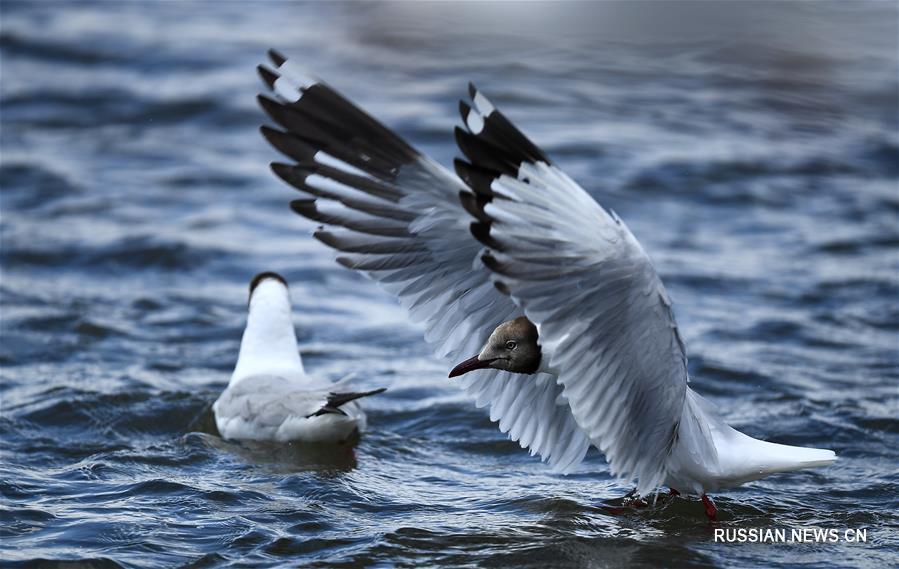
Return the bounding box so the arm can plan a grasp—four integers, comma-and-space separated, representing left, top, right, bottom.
666, 389, 837, 493
724, 431, 837, 478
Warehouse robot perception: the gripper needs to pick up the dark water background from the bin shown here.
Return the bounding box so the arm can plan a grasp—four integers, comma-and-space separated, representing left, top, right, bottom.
2, 1, 898, 567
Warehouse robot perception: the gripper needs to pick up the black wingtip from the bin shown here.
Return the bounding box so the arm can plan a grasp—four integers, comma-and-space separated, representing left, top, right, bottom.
453, 158, 473, 186
305, 387, 388, 418
459, 100, 472, 123
468, 82, 478, 100
454, 158, 498, 198
453, 126, 482, 167
306, 406, 346, 418
470, 221, 504, 251
458, 190, 490, 223
259, 124, 280, 146
257, 94, 282, 118
258, 94, 295, 128
261, 127, 317, 164
271, 161, 297, 181
454, 125, 517, 175
453, 125, 467, 145
256, 93, 272, 108
328, 388, 388, 407
289, 198, 316, 216
268, 48, 287, 67
313, 229, 333, 248
480, 250, 506, 275
470, 221, 490, 242
257, 64, 278, 89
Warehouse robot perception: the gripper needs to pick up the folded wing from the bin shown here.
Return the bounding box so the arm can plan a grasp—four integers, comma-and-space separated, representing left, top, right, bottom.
459, 85, 689, 494
258, 51, 590, 471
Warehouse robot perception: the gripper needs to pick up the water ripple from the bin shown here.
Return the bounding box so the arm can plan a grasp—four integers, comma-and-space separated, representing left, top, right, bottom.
2, 1, 897, 567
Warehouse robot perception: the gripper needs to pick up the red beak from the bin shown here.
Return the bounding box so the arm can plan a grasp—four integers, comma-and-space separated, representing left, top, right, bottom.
448, 355, 494, 378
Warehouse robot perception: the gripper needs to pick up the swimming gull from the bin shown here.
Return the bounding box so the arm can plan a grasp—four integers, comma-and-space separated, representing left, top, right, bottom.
213, 272, 385, 443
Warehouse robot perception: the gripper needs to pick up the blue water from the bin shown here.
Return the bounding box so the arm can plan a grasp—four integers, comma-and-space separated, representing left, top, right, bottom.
2, 1, 898, 567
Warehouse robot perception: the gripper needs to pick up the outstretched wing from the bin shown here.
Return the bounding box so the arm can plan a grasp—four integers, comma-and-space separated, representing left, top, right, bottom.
459, 85, 689, 494
257, 51, 590, 472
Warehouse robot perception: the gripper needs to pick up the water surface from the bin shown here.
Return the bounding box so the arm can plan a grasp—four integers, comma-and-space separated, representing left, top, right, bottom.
2, 1, 898, 567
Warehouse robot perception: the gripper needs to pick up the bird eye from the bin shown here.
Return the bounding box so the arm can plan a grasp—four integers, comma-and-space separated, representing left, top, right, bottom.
505, 340, 517, 350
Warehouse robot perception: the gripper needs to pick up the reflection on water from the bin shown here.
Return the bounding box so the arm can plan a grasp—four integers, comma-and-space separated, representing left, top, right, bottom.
1, 1, 897, 567
198, 434, 359, 474
188, 394, 361, 473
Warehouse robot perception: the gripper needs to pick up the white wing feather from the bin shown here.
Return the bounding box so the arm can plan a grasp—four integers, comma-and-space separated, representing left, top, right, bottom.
459, 87, 689, 494
258, 51, 590, 472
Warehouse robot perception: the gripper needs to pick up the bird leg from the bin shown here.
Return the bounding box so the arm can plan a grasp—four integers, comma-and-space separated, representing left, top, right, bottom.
701, 494, 717, 521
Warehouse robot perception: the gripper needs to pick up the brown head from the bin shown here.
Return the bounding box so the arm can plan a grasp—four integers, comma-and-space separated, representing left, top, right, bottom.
249, 271, 288, 299
448, 316, 542, 377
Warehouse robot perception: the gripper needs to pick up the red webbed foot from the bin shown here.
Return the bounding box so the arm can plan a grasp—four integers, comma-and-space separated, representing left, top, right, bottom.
701, 494, 717, 521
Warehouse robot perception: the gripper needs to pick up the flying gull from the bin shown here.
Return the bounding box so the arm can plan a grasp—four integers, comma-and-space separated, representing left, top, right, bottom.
256, 50, 836, 518
213, 272, 385, 443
